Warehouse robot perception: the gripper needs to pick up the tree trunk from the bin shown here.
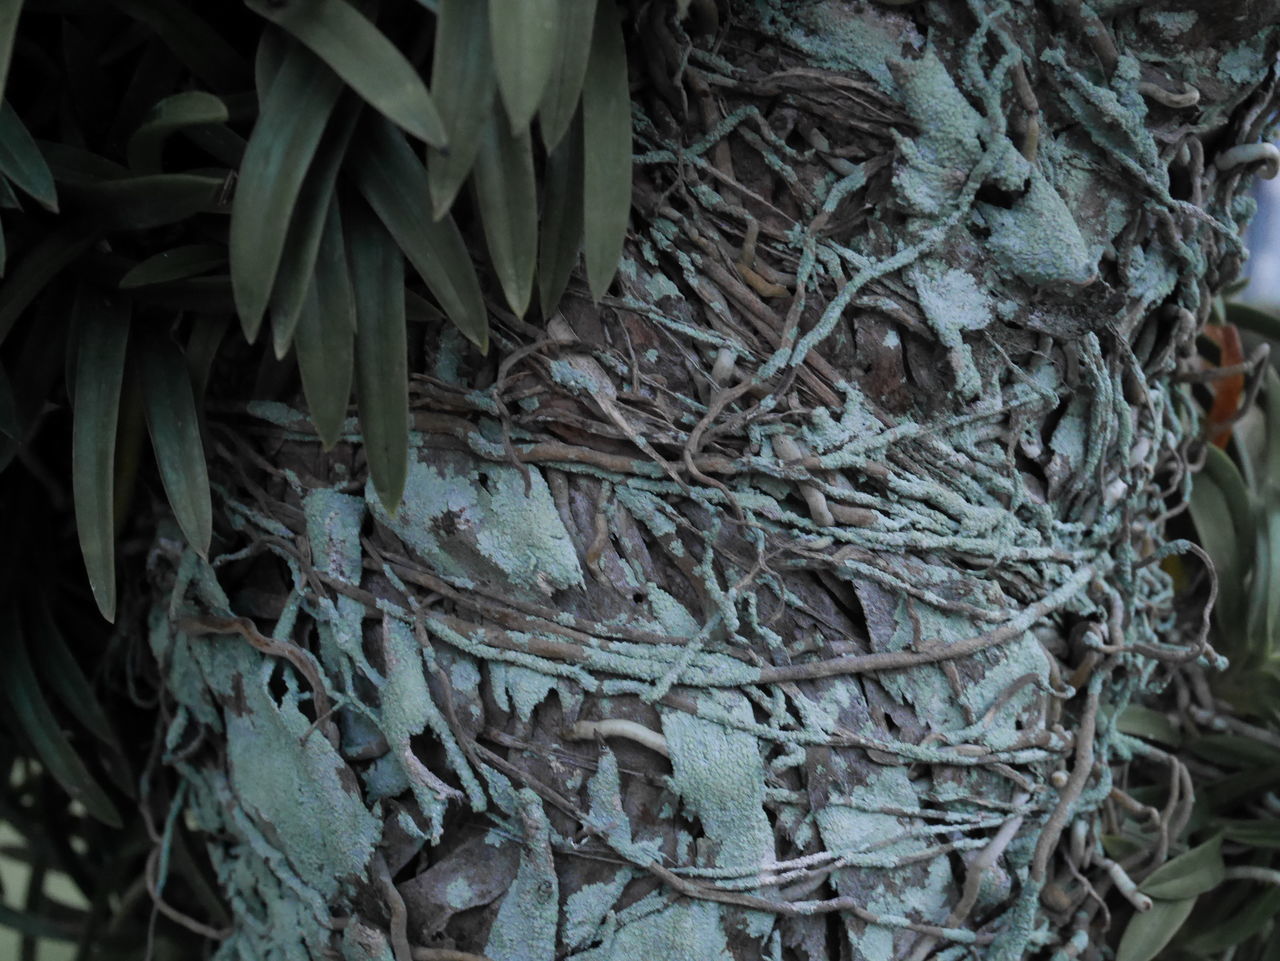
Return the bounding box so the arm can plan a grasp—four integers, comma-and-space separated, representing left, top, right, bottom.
145, 3, 1280, 959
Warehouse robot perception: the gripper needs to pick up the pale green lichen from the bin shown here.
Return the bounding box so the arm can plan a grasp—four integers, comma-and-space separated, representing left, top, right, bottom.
371, 451, 584, 599
485, 789, 559, 961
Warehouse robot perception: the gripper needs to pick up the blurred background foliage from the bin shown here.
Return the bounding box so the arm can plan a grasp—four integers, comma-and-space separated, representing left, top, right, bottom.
0, 0, 635, 955
1108, 279, 1280, 961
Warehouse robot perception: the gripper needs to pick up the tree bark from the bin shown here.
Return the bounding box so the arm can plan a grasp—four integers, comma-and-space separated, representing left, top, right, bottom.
146, 2, 1280, 959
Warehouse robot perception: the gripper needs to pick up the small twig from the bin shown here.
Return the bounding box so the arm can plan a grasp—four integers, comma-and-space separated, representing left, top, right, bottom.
568, 719, 670, 758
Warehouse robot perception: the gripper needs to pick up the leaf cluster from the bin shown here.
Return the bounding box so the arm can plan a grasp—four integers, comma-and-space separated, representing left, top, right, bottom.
0, 0, 635, 623
0, 0, 637, 953
1110, 295, 1280, 961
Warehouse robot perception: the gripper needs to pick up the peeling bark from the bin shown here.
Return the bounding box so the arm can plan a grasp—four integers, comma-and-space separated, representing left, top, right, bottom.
145, 3, 1280, 959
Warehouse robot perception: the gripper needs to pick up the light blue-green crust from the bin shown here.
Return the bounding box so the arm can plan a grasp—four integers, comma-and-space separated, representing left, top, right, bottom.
146, 2, 1277, 959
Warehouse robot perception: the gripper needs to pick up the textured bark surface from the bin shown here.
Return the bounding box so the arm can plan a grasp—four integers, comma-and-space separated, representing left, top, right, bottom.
145, 2, 1279, 959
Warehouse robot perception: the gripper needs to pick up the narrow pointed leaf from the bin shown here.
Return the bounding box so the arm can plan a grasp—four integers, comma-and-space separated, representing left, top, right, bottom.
347, 200, 407, 509
538, 110, 584, 313
474, 110, 536, 315
1116, 898, 1196, 961
1202, 442, 1254, 571
295, 200, 354, 449
29, 599, 121, 749
1227, 301, 1280, 342
427, 0, 494, 218
1139, 835, 1224, 899
1115, 704, 1181, 747
68, 174, 225, 230
72, 293, 129, 622
351, 118, 488, 350
0, 227, 94, 346
490, 0, 558, 132
1188, 472, 1244, 640
538, 0, 595, 151
581, 0, 631, 299
140, 333, 212, 555
270, 98, 361, 359
1, 609, 122, 827
126, 91, 228, 172
1218, 818, 1280, 847
1184, 886, 1280, 955
231, 41, 341, 341
0, 99, 56, 211
186, 316, 229, 404
38, 141, 130, 185
0, 1, 23, 106
119, 244, 226, 289
245, 0, 445, 145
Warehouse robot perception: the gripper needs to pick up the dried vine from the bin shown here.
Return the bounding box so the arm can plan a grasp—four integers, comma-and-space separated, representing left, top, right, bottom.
140, 2, 1280, 960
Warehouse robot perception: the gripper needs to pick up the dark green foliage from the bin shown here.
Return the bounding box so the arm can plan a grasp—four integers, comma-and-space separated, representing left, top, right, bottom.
0, 0, 633, 953
1115, 300, 1280, 961
0, 0, 633, 621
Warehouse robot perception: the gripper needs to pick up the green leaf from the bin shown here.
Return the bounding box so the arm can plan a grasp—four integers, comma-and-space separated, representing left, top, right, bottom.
140, 333, 211, 556
1116, 897, 1197, 961
1116, 704, 1182, 747
490, 0, 558, 132
269, 98, 361, 359
1189, 470, 1245, 644
110, 0, 251, 90
119, 244, 226, 289
1219, 818, 1280, 848
1267, 367, 1280, 497
1186, 734, 1280, 768
1203, 442, 1255, 569
126, 91, 228, 172
538, 110, 584, 314
295, 200, 354, 449
347, 199, 407, 510
2, 610, 122, 828
1265, 369, 1280, 646
231, 39, 342, 341
245, 0, 445, 146
1101, 834, 1146, 861
0, 608, 121, 827
427, 0, 495, 218
1139, 836, 1224, 899
0, 99, 55, 211
1184, 885, 1280, 955
0, 900, 79, 943
67, 174, 225, 230
0, 226, 94, 346
1205, 766, 1280, 809
71, 293, 129, 622
28, 598, 120, 749
0, 171, 18, 208
186, 316, 229, 405
1227, 301, 1280, 342
580, 0, 631, 300
537, 0, 595, 151
474, 109, 536, 316
38, 141, 130, 186
0, 1, 24, 106
350, 117, 488, 350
